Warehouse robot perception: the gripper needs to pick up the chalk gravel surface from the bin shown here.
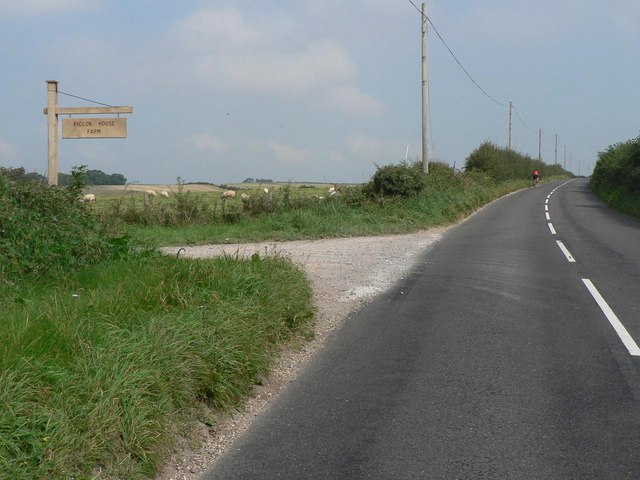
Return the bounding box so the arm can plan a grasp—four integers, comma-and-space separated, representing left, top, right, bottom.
158, 228, 446, 480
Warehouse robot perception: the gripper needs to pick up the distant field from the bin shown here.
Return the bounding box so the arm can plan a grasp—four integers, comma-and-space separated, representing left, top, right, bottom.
85, 182, 340, 197
85, 183, 222, 196
83, 182, 347, 214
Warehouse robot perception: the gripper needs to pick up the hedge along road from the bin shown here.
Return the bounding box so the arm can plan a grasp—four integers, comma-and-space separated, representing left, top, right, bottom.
201, 178, 640, 479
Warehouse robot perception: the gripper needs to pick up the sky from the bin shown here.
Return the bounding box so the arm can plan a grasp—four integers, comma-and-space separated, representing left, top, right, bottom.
1, 0, 639, 184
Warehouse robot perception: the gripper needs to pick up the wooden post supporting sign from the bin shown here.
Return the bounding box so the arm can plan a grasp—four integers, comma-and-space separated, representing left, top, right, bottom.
43, 80, 133, 186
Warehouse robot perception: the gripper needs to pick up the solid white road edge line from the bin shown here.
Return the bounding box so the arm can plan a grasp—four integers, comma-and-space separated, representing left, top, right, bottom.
548, 223, 557, 235
582, 279, 640, 356
556, 240, 575, 262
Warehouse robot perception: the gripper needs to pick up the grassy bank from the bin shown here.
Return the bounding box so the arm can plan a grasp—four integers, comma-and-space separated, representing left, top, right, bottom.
124, 173, 534, 248
0, 252, 313, 479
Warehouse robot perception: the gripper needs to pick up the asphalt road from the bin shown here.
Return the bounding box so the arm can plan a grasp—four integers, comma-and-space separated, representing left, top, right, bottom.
203, 178, 640, 479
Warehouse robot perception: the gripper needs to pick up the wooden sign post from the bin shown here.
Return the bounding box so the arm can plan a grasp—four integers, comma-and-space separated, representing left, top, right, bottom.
43, 80, 133, 185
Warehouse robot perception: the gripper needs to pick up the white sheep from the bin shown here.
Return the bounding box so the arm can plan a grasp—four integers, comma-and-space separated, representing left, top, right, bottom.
240, 193, 250, 200
82, 193, 96, 202
328, 187, 336, 194
221, 190, 236, 198
263, 188, 269, 194
145, 189, 157, 197
159, 190, 170, 198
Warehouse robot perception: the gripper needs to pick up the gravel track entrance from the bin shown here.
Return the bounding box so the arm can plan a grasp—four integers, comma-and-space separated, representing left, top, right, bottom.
158, 228, 446, 479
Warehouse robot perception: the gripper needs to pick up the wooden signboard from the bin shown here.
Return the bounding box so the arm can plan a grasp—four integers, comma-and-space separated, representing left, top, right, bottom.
62, 117, 127, 139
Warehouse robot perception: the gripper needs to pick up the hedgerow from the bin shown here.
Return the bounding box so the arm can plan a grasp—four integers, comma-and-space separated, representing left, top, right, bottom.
0, 166, 124, 285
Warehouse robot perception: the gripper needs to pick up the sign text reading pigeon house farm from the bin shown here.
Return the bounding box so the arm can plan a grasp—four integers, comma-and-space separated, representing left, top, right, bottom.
62, 117, 127, 139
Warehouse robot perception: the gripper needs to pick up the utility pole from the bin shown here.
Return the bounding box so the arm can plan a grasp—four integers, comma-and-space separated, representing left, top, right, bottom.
564, 145, 567, 170
538, 128, 542, 162
421, 2, 429, 174
555, 134, 558, 164
508, 101, 513, 149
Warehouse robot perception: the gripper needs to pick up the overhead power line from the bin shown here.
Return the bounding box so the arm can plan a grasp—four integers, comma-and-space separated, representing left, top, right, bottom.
512, 105, 536, 134
407, 0, 509, 107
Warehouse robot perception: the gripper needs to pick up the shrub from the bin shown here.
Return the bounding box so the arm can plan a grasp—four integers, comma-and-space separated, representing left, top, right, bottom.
465, 141, 570, 181
591, 136, 640, 193
367, 161, 427, 198
0, 166, 122, 285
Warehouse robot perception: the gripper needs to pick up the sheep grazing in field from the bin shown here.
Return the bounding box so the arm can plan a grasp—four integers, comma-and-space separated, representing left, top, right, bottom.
263, 188, 269, 194
221, 190, 236, 199
240, 193, 250, 200
146, 189, 157, 197
82, 193, 96, 202
159, 190, 170, 198
328, 187, 336, 194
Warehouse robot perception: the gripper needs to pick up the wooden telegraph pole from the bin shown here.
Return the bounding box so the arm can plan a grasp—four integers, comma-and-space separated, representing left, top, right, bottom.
508, 101, 513, 149
538, 128, 542, 162
421, 2, 429, 174
44, 80, 133, 186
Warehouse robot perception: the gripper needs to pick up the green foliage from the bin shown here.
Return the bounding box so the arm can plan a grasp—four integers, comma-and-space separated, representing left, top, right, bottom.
0, 252, 313, 479
590, 135, 640, 217
85, 169, 127, 185
591, 135, 640, 193
0, 167, 121, 285
366, 161, 427, 198
0, 165, 126, 185
58, 168, 127, 186
465, 141, 568, 181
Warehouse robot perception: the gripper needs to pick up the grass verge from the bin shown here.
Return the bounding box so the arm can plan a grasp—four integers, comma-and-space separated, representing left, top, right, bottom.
125, 177, 535, 247
0, 251, 313, 479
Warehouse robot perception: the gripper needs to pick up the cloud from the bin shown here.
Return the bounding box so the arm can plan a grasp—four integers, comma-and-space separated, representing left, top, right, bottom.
0, 140, 18, 161
326, 85, 385, 116
347, 134, 386, 158
191, 133, 230, 153
165, 7, 381, 115
347, 134, 408, 161
268, 142, 312, 166
0, 0, 99, 16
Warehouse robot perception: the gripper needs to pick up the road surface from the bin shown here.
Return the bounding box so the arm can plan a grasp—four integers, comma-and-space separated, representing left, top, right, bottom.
203, 178, 640, 479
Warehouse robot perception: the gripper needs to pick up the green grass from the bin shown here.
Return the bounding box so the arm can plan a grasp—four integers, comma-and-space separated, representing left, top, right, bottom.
0, 252, 313, 479
125, 178, 535, 247
590, 183, 640, 218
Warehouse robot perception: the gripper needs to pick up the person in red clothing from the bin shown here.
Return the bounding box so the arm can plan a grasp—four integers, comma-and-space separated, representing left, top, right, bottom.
532, 169, 540, 186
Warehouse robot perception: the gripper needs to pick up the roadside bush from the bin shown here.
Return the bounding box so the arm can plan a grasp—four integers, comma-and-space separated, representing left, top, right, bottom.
590, 135, 640, 217
591, 135, 640, 193
465, 141, 568, 181
0, 167, 122, 285
367, 161, 426, 198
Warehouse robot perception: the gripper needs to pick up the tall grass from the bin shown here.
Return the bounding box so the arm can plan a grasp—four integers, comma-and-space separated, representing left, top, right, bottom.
0, 252, 313, 479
